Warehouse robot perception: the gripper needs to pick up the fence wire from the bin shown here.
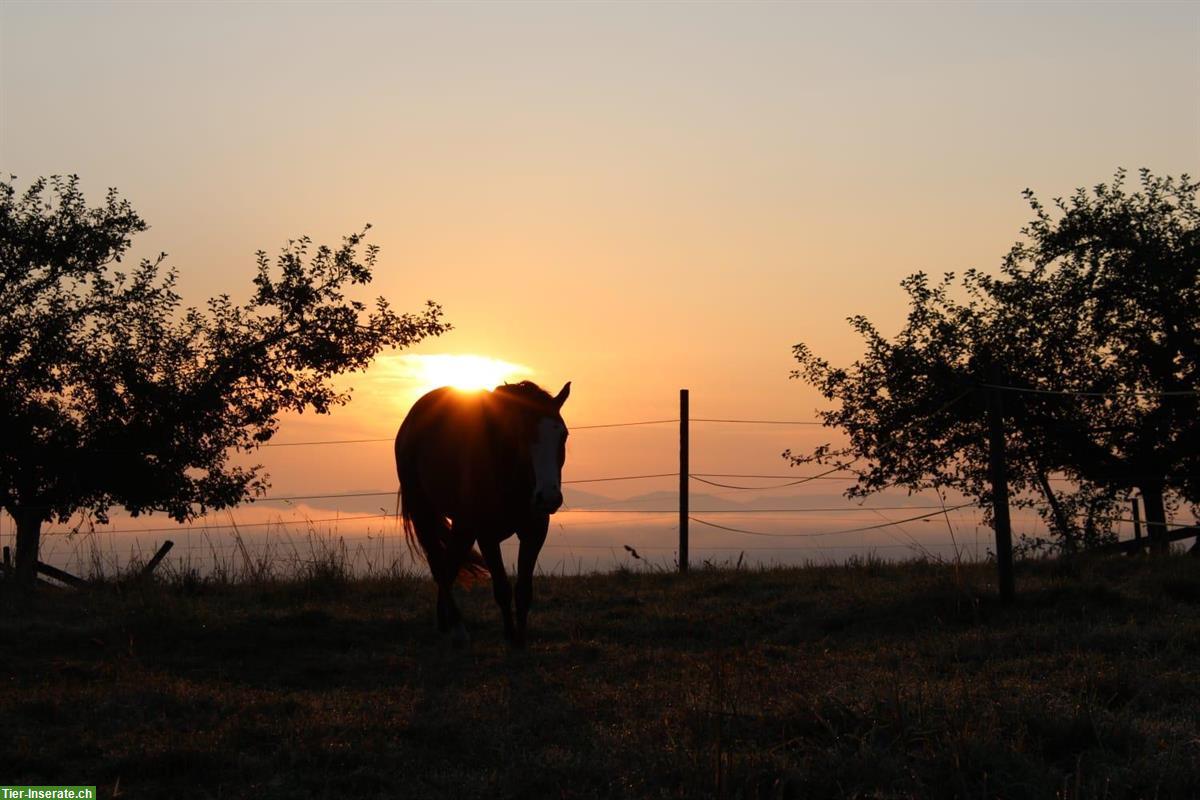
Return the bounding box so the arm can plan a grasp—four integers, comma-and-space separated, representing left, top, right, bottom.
8, 401, 1199, 578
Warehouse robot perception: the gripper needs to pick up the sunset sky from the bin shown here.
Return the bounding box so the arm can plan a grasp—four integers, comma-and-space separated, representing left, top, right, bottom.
2, 2, 1198, 566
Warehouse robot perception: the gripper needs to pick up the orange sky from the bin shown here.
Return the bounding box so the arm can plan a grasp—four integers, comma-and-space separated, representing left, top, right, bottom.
3, 2, 1198, 565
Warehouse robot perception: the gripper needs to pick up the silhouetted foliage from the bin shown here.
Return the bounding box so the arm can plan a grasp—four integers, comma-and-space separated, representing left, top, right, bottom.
0, 175, 449, 588
790, 169, 1199, 554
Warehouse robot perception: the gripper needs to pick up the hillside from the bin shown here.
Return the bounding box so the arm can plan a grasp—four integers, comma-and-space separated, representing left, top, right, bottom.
3, 556, 1199, 799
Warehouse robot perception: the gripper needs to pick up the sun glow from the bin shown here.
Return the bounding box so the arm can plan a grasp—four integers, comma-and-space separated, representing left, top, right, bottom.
401, 354, 533, 395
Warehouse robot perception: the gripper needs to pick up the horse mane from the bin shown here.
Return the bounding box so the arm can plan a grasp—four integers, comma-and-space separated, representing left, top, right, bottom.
489, 381, 559, 419
492, 380, 556, 407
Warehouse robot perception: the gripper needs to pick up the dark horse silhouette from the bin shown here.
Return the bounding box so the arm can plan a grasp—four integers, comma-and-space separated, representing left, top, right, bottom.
396, 381, 570, 645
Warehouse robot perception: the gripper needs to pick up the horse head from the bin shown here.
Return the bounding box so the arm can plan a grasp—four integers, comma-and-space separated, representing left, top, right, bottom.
493, 380, 571, 514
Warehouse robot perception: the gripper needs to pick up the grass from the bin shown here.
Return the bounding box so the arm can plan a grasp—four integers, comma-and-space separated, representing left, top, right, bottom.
2, 553, 1199, 799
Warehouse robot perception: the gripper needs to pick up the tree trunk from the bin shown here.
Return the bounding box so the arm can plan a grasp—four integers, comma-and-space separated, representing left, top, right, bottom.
14, 509, 43, 590
1140, 485, 1170, 555
1036, 470, 1077, 552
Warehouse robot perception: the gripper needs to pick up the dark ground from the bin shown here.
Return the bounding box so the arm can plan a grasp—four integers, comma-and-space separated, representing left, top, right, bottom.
3, 554, 1199, 799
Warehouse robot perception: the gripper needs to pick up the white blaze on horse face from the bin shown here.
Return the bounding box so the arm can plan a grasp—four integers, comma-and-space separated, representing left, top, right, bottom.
531, 416, 567, 510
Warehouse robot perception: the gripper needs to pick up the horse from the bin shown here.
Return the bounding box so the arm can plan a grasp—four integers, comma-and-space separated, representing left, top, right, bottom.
395, 380, 570, 645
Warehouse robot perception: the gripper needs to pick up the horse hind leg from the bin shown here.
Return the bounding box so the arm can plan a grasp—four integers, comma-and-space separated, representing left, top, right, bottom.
436, 528, 479, 646
407, 510, 452, 634
436, 583, 469, 646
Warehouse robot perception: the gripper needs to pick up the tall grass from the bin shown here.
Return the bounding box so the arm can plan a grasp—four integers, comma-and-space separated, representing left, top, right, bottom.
30, 517, 424, 591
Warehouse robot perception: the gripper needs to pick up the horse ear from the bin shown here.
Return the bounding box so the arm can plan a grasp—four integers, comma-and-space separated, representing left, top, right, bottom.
554, 381, 571, 408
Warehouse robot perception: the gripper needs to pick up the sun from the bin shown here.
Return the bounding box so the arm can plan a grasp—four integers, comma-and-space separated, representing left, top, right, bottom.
408, 354, 532, 394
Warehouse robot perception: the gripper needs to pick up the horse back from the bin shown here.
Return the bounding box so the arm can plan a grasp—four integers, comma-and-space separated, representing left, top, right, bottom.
395, 388, 507, 522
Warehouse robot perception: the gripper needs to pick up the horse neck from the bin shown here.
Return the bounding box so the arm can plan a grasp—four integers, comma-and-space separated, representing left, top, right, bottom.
482, 392, 528, 476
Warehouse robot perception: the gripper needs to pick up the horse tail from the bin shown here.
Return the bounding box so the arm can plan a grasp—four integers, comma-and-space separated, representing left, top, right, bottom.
458, 544, 489, 585
398, 476, 489, 585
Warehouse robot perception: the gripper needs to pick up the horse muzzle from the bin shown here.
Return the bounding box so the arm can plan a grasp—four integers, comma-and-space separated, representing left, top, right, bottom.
533, 488, 563, 514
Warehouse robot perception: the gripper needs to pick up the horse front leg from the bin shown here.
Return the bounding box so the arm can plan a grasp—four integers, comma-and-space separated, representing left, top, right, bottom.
514, 514, 549, 647
478, 538, 516, 642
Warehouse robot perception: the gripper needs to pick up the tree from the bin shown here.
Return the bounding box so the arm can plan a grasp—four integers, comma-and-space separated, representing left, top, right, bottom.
0, 175, 449, 589
790, 169, 1199, 554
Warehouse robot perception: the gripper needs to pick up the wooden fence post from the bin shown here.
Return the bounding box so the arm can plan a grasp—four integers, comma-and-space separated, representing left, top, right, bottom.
985, 380, 1015, 602
680, 388, 689, 574
140, 540, 174, 579
1131, 497, 1143, 553
36, 560, 88, 589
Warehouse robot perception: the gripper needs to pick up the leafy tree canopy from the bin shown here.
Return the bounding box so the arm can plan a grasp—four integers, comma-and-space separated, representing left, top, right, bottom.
0, 175, 448, 585
790, 169, 1199, 553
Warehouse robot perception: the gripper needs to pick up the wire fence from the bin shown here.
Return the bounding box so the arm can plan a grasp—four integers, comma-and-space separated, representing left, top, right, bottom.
6, 394, 1198, 580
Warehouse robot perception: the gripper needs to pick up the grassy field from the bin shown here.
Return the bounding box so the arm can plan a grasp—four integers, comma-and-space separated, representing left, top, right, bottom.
3, 554, 1200, 799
